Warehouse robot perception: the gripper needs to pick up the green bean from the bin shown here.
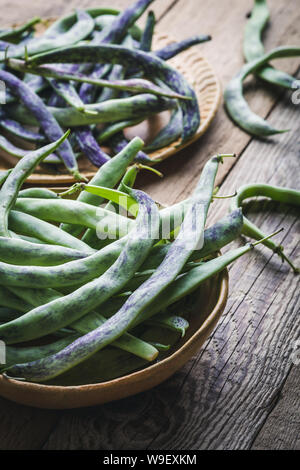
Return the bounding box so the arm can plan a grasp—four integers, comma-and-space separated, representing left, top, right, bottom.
230, 183, 300, 272
0, 17, 41, 41
0, 169, 12, 186
8, 210, 94, 252
244, 0, 298, 89
60, 137, 144, 236
96, 118, 143, 144
82, 164, 139, 247
0, 236, 92, 266
5, 93, 177, 128
14, 198, 133, 237
46, 77, 85, 111
0, 10, 94, 61
0, 186, 160, 344
0, 285, 31, 313
0, 131, 70, 237
9, 59, 191, 101
18, 188, 58, 199
140, 11, 155, 52
4, 336, 79, 368
0, 307, 21, 322
224, 46, 300, 136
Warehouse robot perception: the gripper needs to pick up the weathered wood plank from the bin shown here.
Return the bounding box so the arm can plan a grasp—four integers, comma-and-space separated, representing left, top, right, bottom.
42, 85, 299, 450
251, 366, 300, 450
0, 396, 59, 450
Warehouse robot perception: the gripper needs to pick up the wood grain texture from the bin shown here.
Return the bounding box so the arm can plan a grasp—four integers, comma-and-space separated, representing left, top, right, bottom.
0, 0, 299, 450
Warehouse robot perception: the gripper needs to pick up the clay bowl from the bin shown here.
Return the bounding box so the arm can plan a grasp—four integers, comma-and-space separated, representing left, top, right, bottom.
0, 267, 228, 409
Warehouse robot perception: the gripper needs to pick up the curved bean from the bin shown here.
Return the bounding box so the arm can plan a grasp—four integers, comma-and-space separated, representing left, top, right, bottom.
0, 109, 45, 143
0, 10, 94, 60
18, 188, 58, 199
0, 131, 69, 237
154, 34, 211, 61
224, 46, 300, 136
9, 210, 94, 252
244, 0, 298, 90
0, 236, 92, 266
230, 183, 300, 272
0, 134, 62, 164
145, 106, 183, 151
6, 92, 177, 128
0, 17, 41, 41
61, 137, 144, 235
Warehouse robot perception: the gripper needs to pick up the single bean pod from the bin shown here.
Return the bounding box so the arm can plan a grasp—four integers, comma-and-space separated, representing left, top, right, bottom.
8, 210, 95, 252
46, 78, 85, 111
0, 134, 62, 164
244, 0, 298, 90
154, 34, 212, 61
110, 132, 153, 164
0, 17, 41, 41
27, 43, 200, 143
0, 10, 94, 60
0, 131, 70, 237
14, 198, 133, 237
18, 188, 58, 199
0, 236, 92, 266
224, 46, 300, 136
0, 169, 12, 186
61, 137, 144, 235
0, 69, 80, 177
230, 183, 300, 272
6, 93, 177, 128
0, 187, 160, 344
82, 164, 140, 247
145, 106, 183, 151
140, 10, 155, 52
0, 109, 45, 143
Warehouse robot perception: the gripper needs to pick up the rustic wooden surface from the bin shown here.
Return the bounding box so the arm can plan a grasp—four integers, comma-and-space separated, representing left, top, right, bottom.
0, 0, 299, 450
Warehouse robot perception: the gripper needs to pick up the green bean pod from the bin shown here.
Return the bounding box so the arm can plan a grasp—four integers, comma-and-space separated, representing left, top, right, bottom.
230, 183, 300, 272
224, 46, 300, 136
0, 236, 92, 266
0, 131, 70, 237
8, 210, 94, 252
61, 137, 144, 236
244, 0, 298, 89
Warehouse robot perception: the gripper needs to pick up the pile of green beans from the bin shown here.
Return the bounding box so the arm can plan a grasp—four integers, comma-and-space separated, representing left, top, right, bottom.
0, 0, 212, 174
0, 131, 292, 385
224, 0, 300, 137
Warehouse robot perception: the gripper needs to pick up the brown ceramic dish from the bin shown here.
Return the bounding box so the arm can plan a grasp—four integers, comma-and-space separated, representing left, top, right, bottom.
0, 267, 228, 409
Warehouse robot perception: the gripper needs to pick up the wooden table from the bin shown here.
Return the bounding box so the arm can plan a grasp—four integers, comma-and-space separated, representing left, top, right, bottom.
0, 0, 299, 451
